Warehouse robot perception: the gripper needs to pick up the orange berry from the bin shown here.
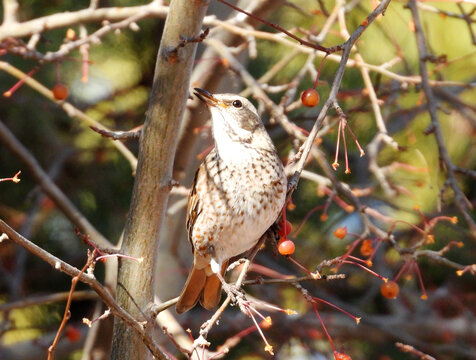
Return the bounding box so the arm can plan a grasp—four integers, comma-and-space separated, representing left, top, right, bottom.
380, 281, 399, 299
52, 83, 69, 100
301, 88, 319, 107
426, 234, 435, 244
65, 325, 81, 342
221, 58, 230, 68
334, 226, 347, 239
334, 351, 352, 360
360, 239, 374, 257
278, 239, 295, 256
278, 220, 292, 237
66, 28, 76, 40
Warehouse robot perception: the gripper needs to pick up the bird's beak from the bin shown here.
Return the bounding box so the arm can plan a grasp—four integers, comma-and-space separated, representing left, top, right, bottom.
194, 88, 227, 108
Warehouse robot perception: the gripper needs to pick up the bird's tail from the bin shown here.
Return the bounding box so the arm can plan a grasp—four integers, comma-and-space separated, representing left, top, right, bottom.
176, 261, 227, 314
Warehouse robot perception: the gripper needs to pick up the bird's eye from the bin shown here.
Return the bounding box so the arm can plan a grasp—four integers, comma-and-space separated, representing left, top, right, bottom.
232, 100, 242, 108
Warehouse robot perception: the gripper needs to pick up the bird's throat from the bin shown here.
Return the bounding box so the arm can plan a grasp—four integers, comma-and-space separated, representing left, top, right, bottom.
212, 111, 255, 165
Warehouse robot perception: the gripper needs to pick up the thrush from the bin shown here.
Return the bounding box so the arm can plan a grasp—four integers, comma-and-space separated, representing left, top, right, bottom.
176, 88, 287, 314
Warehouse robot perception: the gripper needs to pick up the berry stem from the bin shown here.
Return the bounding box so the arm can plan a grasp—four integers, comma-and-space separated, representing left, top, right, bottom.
341, 120, 350, 174
367, 238, 383, 262
293, 205, 324, 236
345, 123, 365, 157
333, 119, 342, 170
312, 303, 336, 353
393, 261, 410, 282
341, 260, 387, 282
247, 307, 274, 355
313, 54, 328, 89
288, 257, 320, 279
412, 261, 428, 300
312, 296, 361, 324
80, 44, 89, 82
3, 66, 39, 97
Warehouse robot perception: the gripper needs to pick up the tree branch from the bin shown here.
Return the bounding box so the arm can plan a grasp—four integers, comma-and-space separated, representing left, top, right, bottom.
407, 0, 476, 237
0, 219, 167, 360
111, 0, 210, 359
0, 120, 113, 248
0, 2, 168, 41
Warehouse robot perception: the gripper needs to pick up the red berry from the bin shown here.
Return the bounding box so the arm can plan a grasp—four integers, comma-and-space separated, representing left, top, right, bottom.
278, 220, 292, 237
52, 83, 69, 100
278, 239, 295, 255
301, 88, 319, 107
65, 325, 81, 342
334, 226, 347, 239
334, 351, 352, 360
381, 281, 399, 299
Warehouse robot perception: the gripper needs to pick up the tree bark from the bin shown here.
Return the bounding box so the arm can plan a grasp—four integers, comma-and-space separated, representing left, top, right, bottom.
111, 1, 209, 359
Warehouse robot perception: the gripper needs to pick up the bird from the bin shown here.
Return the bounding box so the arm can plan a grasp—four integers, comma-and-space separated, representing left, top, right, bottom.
175, 88, 287, 314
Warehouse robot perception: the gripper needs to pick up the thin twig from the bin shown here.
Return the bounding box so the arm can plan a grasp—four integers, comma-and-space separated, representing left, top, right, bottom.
0, 220, 168, 360
0, 291, 98, 312
0, 120, 113, 248
395, 342, 437, 360
407, 0, 476, 236
0, 61, 138, 171
48, 251, 97, 360
217, 0, 339, 54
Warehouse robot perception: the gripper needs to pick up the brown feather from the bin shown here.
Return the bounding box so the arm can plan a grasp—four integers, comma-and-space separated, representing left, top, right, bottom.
177, 162, 208, 314
176, 264, 207, 314
200, 261, 228, 310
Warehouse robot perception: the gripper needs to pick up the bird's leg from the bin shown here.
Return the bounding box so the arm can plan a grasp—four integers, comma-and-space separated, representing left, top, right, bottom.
222, 281, 246, 311
214, 263, 246, 309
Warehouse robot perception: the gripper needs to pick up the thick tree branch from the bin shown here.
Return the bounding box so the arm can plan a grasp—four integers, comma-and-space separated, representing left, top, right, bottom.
111, 0, 209, 359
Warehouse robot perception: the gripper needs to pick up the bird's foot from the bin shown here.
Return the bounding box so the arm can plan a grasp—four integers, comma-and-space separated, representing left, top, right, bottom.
222, 282, 249, 313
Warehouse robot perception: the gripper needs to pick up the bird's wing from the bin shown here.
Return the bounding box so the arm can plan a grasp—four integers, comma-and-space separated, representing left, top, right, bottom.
186, 167, 201, 249
186, 147, 219, 248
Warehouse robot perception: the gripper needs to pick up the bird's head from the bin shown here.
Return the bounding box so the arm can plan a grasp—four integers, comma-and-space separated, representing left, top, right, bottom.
194, 88, 263, 144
